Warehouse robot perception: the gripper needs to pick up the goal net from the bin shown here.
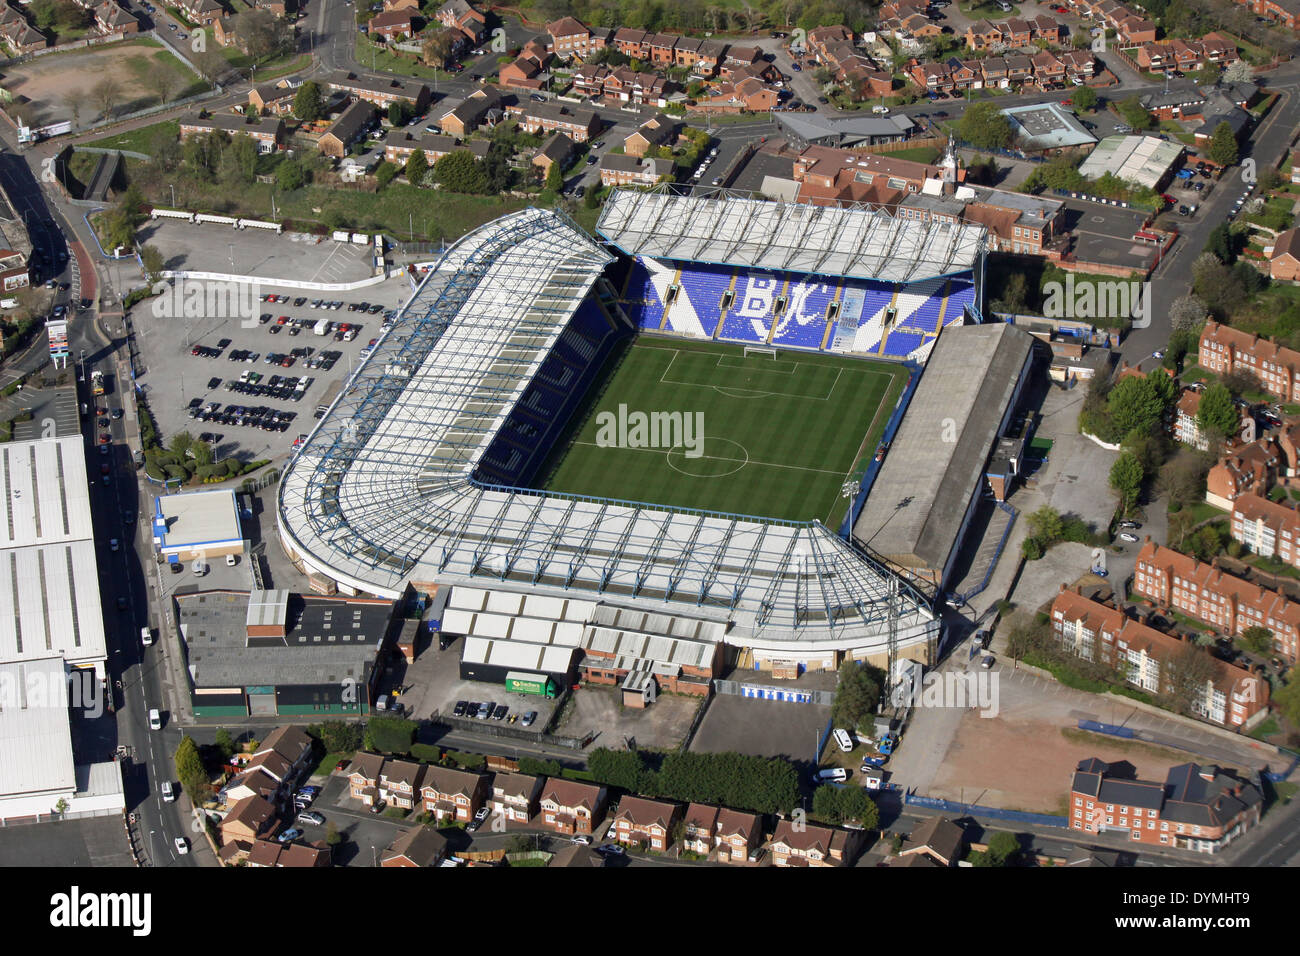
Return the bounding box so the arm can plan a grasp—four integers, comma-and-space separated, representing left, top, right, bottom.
743, 346, 778, 360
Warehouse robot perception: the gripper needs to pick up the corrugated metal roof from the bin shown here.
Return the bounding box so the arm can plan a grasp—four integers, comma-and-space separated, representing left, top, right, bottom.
0, 656, 76, 799
246, 589, 290, 629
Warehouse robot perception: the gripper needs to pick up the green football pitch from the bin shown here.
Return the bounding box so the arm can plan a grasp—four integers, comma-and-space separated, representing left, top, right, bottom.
540, 338, 910, 524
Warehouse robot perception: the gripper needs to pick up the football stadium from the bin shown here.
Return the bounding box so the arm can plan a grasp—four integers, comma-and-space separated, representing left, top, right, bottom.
277, 188, 1010, 675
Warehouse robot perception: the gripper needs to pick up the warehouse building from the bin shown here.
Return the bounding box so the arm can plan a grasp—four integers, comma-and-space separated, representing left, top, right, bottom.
176, 589, 398, 717
152, 488, 245, 563
1077, 135, 1183, 191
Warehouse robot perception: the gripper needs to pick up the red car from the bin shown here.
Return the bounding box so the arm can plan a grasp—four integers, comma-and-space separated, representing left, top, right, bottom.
276, 315, 290, 325
99, 433, 110, 444
1161, 193, 1175, 204
334, 759, 350, 773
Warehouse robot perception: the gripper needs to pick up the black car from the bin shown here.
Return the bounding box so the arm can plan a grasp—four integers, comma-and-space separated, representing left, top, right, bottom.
207, 377, 222, 390
294, 297, 308, 307
216, 338, 231, 349
187, 397, 203, 409
492, 704, 508, 721
453, 700, 468, 716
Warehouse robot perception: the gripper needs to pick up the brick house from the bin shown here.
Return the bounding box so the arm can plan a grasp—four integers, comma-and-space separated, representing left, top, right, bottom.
1134, 538, 1300, 662
323, 71, 431, 114
179, 0, 225, 26
539, 779, 607, 835
378, 758, 425, 810
249, 82, 298, 115
623, 113, 677, 158
546, 15, 605, 60
381, 826, 449, 866
1232, 492, 1300, 572
1231, 0, 1300, 29
499, 53, 548, 91
179, 112, 283, 153
219, 794, 277, 845
1049, 587, 1269, 728
532, 131, 573, 178
368, 9, 416, 41
898, 816, 966, 865
318, 99, 376, 159
347, 751, 386, 805
681, 804, 761, 862
435, 0, 485, 43
1199, 320, 1300, 404
610, 796, 681, 851
612, 26, 649, 59
384, 130, 462, 166
438, 87, 502, 136
245, 839, 332, 867
1205, 438, 1281, 509
769, 820, 864, 867
507, 101, 599, 142
1270, 228, 1300, 282
599, 153, 673, 187
491, 772, 543, 823
1069, 757, 1263, 853
420, 765, 490, 822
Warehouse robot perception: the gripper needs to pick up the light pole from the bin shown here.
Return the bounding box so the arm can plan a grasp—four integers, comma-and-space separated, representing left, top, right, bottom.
228, 242, 235, 273
169, 183, 176, 207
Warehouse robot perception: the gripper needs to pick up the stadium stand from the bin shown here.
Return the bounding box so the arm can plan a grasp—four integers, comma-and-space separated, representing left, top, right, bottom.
770, 278, 839, 350
669, 263, 734, 339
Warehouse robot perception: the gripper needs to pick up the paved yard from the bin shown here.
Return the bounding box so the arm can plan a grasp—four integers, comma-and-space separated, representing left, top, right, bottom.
690, 693, 829, 765
0, 816, 134, 867
556, 684, 702, 752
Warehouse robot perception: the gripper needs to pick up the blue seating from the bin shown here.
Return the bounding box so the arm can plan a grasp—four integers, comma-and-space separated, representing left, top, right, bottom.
618, 258, 978, 359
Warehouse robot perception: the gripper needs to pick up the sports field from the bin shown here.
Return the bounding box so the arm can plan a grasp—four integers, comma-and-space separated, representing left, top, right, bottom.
541, 338, 910, 524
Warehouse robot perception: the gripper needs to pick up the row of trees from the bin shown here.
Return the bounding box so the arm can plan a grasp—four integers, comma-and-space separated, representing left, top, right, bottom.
1021, 505, 1105, 561
524, 0, 876, 33
586, 748, 800, 815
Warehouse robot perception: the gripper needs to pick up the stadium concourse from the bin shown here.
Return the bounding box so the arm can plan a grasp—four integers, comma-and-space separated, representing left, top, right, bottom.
277, 191, 1005, 676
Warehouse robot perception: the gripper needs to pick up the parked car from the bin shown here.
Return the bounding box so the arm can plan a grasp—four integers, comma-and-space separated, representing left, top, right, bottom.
277, 828, 303, 843
160, 780, 175, 801
1119, 532, 1139, 543
522, 710, 537, 727
596, 843, 625, 856
369, 800, 387, 814
453, 700, 468, 716
570, 834, 592, 845
813, 767, 849, 783
174, 837, 189, 854
833, 728, 854, 752
297, 810, 326, 826
980, 655, 996, 669
492, 704, 508, 720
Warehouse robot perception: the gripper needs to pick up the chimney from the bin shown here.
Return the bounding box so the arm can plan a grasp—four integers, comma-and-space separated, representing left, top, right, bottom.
1198, 765, 1217, 782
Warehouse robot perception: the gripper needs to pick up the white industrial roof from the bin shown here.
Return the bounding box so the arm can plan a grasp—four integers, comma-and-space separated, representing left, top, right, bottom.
0, 437, 95, 549
1078, 135, 1183, 191
0, 656, 77, 802
596, 188, 984, 282
0, 541, 108, 667
154, 488, 242, 551
460, 634, 577, 673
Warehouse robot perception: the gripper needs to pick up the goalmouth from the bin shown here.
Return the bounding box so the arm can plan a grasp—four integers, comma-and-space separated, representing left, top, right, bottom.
743, 346, 778, 360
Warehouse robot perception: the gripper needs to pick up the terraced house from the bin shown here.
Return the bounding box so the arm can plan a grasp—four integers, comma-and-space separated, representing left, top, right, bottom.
490, 772, 543, 823
435, 0, 485, 42
1133, 539, 1300, 662
1049, 587, 1269, 728
539, 779, 607, 835
1198, 321, 1300, 403
963, 15, 1062, 50
1231, 492, 1300, 573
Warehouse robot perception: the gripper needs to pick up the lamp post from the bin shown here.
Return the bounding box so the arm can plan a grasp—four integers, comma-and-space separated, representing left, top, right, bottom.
169, 184, 176, 207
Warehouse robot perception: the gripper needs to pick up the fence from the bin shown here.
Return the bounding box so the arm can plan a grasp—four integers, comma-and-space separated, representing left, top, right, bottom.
853, 135, 948, 157
712, 678, 835, 706
904, 791, 1069, 828
427, 711, 590, 750
159, 268, 394, 292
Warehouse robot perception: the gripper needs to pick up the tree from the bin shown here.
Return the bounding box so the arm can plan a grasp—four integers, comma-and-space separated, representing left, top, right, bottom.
375, 160, 398, 189
1072, 86, 1097, 112
1117, 95, 1153, 130
587, 748, 654, 793
139, 245, 165, 285
831, 660, 883, 732
92, 77, 122, 120
293, 80, 324, 122
983, 831, 1021, 866
1161, 641, 1220, 716
545, 159, 563, 193
1107, 374, 1173, 438
1275, 676, 1300, 727
1240, 626, 1273, 655
174, 735, 208, 804
169, 430, 193, 458
1208, 121, 1239, 166
194, 46, 227, 85
1110, 451, 1144, 514
237, 8, 292, 62
191, 440, 215, 467
1196, 383, 1238, 443
154, 68, 178, 107
325, 821, 343, 846
1168, 294, 1205, 333
993, 272, 1028, 314
433, 150, 490, 193
404, 148, 428, 186
364, 716, 417, 754
956, 101, 1012, 150
275, 158, 305, 190
422, 28, 456, 67
62, 90, 84, 130
227, 133, 259, 185
1224, 60, 1255, 84
1027, 504, 1064, 545
214, 728, 236, 761
389, 99, 414, 128
318, 720, 363, 753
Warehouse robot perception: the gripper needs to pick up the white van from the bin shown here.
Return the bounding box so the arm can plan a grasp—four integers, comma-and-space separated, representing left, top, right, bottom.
832, 728, 854, 753
161, 780, 176, 802
375, 694, 389, 712
149, 708, 162, 730
141, 626, 154, 646
192, 559, 207, 576
814, 767, 849, 783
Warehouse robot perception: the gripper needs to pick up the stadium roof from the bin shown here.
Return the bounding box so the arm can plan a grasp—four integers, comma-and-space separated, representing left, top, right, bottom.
279, 207, 939, 653
852, 323, 1035, 582
1078, 135, 1183, 190
596, 188, 985, 283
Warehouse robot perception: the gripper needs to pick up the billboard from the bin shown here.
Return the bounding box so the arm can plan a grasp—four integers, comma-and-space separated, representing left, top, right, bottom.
47, 318, 68, 358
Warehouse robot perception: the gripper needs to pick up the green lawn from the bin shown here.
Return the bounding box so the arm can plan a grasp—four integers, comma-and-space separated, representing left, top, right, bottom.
882, 146, 941, 164
85, 120, 180, 154
1182, 501, 1228, 525
200, 27, 312, 80
355, 34, 459, 83
541, 338, 909, 525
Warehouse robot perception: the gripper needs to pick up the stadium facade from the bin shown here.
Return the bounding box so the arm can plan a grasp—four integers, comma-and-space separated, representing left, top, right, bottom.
277, 192, 991, 669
